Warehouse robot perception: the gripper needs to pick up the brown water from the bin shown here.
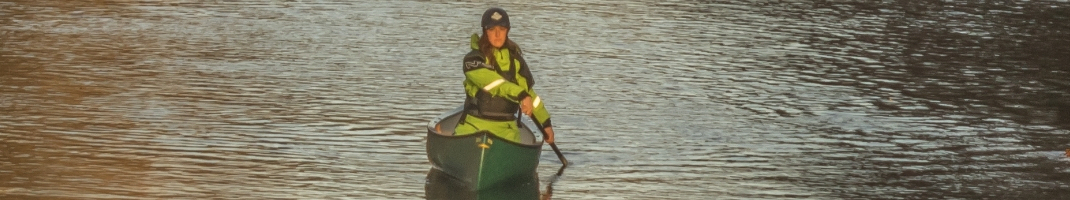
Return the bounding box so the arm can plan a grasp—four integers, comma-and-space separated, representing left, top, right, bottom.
2, 0, 1069, 199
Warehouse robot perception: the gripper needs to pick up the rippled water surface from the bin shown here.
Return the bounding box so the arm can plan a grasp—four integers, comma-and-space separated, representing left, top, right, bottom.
3, 0, 1070, 199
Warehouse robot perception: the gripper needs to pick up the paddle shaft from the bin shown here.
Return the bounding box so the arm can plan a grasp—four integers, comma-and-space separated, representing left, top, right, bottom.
548, 141, 568, 167
525, 113, 568, 167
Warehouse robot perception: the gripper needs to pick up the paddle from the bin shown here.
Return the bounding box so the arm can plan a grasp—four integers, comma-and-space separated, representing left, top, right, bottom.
521, 113, 568, 200
547, 140, 569, 168
528, 114, 568, 169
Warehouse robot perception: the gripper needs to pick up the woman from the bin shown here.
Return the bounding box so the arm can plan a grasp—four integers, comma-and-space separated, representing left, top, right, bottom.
455, 7, 556, 144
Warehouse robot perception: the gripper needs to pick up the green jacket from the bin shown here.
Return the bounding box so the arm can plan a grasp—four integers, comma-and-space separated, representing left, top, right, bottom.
461, 34, 553, 129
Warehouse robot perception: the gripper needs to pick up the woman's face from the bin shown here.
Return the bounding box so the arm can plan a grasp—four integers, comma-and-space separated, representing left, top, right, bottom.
486, 26, 508, 48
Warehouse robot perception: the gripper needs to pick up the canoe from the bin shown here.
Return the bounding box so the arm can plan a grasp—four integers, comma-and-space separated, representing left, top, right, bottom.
426, 106, 544, 191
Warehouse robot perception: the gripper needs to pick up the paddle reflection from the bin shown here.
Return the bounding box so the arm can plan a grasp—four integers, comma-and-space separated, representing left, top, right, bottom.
425, 169, 541, 200
539, 165, 567, 200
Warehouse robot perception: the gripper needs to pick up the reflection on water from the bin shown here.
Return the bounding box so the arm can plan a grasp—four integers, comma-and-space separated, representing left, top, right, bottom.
2, 0, 1069, 199
424, 169, 540, 200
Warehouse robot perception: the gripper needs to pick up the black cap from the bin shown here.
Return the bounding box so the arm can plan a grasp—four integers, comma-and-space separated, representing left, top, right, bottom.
481, 8, 510, 29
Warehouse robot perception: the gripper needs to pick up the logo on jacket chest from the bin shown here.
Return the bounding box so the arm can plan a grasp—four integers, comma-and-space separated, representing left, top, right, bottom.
465, 61, 494, 71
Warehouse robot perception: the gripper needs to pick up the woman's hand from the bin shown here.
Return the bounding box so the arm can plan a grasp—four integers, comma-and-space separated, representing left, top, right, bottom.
520, 96, 534, 116
543, 127, 555, 144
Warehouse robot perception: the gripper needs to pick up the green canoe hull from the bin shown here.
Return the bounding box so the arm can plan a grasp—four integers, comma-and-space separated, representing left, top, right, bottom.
426, 106, 544, 191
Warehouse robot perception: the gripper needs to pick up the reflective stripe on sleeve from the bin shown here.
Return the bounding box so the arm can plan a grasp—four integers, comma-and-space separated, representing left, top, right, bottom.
533, 96, 542, 108
483, 79, 506, 91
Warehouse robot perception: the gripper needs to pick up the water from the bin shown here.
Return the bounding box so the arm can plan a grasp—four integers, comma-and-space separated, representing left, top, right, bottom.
2, 0, 1069, 199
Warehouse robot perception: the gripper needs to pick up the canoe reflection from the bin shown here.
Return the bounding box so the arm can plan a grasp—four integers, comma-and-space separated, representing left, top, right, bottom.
425, 169, 541, 200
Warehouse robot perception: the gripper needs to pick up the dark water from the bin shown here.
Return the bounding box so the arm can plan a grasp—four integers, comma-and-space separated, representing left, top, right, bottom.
2, 0, 1069, 199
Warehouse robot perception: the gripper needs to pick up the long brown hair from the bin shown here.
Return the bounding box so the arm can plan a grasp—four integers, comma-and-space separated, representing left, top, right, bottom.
478, 30, 522, 67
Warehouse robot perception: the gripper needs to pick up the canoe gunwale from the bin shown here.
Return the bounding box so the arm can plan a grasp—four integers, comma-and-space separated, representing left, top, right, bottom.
426, 131, 543, 149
